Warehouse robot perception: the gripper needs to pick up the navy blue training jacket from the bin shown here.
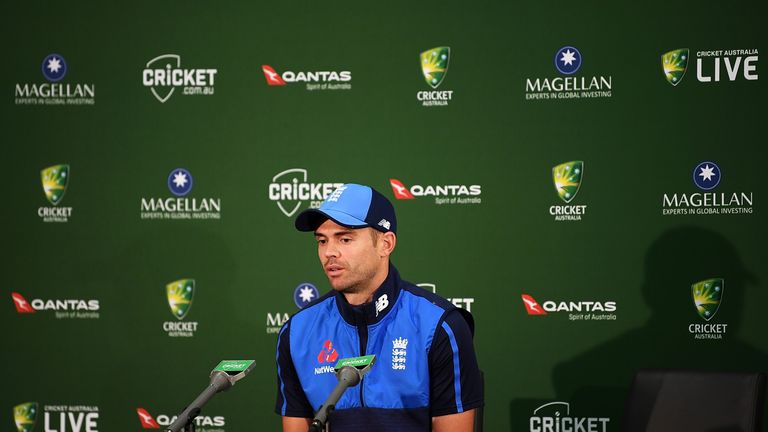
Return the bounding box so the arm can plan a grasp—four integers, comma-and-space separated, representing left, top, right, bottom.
275, 264, 483, 431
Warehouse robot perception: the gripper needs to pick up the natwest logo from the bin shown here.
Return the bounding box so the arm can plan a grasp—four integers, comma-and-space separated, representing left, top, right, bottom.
314, 340, 339, 375
521, 293, 617, 322
261, 64, 351, 91
388, 178, 481, 206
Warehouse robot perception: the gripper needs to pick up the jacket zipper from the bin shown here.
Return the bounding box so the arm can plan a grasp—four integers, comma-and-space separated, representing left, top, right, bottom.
357, 317, 368, 408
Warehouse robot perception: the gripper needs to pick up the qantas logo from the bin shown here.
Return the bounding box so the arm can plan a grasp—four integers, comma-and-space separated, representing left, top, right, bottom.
136, 408, 160, 429
521, 294, 547, 316
388, 178, 481, 199
262, 65, 286, 86
390, 179, 415, 199
12, 292, 35, 313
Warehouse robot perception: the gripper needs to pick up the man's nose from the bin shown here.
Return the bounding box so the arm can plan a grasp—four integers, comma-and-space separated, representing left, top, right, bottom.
324, 241, 339, 258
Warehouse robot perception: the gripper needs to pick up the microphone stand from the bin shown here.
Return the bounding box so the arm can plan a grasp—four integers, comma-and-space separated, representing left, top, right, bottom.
308, 367, 361, 432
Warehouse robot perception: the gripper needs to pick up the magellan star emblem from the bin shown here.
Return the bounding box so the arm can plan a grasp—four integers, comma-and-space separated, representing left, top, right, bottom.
299, 286, 316, 303
47, 57, 62, 73
173, 171, 188, 188
699, 165, 716, 182
560, 50, 576, 66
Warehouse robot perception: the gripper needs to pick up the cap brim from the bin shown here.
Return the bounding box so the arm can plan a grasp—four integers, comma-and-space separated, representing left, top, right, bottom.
295, 209, 368, 232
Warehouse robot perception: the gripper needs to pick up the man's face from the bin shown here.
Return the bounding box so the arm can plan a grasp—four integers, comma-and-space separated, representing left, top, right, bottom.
314, 219, 383, 294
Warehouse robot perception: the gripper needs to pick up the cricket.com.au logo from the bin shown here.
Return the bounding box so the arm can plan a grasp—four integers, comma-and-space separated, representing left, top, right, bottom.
268, 168, 343, 217
261, 65, 351, 91
521, 293, 617, 322
689, 278, 727, 340
417, 46, 453, 107
661, 47, 758, 86
15, 54, 95, 106
162, 279, 198, 337
142, 54, 217, 103
11, 292, 99, 319
140, 168, 221, 220
525, 46, 612, 101
661, 161, 753, 216
389, 178, 481, 205
38, 164, 73, 223
14, 402, 99, 432
529, 401, 610, 432
549, 161, 587, 221
265, 282, 320, 334
136, 407, 225, 431
417, 283, 475, 312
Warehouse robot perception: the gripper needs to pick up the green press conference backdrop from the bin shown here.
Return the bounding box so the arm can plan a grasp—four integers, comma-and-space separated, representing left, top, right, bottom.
2, 0, 766, 431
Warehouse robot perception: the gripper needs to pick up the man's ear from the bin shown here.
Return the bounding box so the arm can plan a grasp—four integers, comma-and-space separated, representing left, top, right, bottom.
379, 232, 396, 257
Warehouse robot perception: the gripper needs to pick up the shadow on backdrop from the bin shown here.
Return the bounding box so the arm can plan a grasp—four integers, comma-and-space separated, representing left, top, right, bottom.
510, 226, 767, 431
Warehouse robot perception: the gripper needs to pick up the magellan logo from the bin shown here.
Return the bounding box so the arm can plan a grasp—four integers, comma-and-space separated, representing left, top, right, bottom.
417, 46, 453, 107
14, 402, 37, 432
525, 46, 612, 101
388, 179, 481, 206
136, 407, 224, 430
521, 293, 617, 321
417, 283, 475, 312
11, 292, 99, 319
142, 54, 217, 103
266, 282, 319, 334
14, 402, 99, 432
261, 64, 351, 91
268, 169, 343, 217
163, 279, 198, 337
549, 161, 587, 221
662, 47, 758, 85
689, 278, 727, 340
15, 54, 96, 106
662, 161, 753, 216
140, 168, 221, 220
38, 164, 73, 223
529, 401, 610, 432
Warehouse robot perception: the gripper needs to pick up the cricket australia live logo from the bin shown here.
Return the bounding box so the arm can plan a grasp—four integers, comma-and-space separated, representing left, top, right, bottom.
661, 47, 758, 86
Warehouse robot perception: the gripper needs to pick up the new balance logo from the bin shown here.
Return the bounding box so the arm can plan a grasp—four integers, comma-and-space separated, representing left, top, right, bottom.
375, 294, 389, 317
377, 219, 391, 230
262, 65, 286, 86
390, 179, 415, 200
326, 185, 347, 203
522, 294, 547, 316
12, 293, 35, 313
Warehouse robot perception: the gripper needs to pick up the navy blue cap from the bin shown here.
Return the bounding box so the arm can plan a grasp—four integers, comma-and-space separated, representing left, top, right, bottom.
295, 184, 397, 234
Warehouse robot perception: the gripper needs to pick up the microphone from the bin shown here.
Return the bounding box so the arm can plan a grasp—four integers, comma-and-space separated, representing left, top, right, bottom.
166, 360, 256, 432
309, 355, 376, 432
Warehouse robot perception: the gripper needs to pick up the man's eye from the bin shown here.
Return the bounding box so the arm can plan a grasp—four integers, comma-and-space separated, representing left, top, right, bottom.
317, 239, 326, 245
341, 238, 352, 243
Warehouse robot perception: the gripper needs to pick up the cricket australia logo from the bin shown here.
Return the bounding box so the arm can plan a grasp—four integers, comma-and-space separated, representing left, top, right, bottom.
553, 161, 583, 203
268, 168, 343, 217
392, 337, 408, 371
166, 279, 195, 320
420, 47, 450, 89
41, 164, 69, 205
692, 278, 723, 321
14, 402, 38, 432
662, 48, 689, 86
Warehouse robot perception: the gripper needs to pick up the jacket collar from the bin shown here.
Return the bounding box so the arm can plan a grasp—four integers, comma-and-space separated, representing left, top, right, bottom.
335, 263, 401, 326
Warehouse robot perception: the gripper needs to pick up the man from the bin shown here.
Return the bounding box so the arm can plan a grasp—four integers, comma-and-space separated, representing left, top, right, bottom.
275, 183, 483, 432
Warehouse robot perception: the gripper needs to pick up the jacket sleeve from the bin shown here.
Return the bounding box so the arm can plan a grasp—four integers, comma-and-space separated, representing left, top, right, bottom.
275, 319, 314, 418
428, 309, 484, 416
